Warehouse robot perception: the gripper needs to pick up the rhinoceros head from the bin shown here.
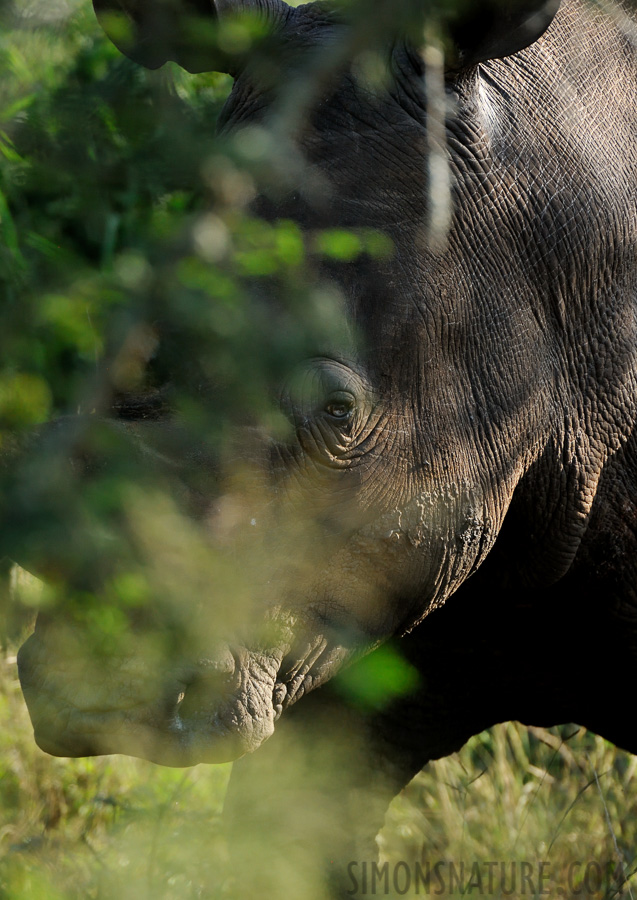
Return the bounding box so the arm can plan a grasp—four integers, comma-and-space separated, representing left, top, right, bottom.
14, 0, 568, 766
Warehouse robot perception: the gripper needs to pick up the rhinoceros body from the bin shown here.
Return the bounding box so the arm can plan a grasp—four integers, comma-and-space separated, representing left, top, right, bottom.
14, 0, 637, 894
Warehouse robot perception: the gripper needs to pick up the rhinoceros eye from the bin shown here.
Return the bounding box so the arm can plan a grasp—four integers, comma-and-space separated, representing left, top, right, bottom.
324, 391, 355, 420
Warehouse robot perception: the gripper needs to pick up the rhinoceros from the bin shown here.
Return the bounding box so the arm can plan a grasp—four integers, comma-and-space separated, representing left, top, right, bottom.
13, 0, 637, 894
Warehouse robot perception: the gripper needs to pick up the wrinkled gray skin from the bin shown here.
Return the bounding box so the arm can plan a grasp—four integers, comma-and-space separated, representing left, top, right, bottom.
15, 0, 637, 894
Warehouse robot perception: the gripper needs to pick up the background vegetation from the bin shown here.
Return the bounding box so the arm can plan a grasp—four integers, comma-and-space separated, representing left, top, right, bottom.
1, 0, 636, 897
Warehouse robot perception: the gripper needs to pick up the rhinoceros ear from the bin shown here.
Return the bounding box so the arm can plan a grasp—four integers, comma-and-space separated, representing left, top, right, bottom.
445, 0, 561, 68
93, 0, 286, 74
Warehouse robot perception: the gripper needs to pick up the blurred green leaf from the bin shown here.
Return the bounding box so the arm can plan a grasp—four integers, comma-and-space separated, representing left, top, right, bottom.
0, 373, 51, 428
334, 643, 420, 710
315, 228, 363, 261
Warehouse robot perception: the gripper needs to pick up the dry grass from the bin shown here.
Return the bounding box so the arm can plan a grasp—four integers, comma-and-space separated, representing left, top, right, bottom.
381, 724, 637, 898
0, 645, 231, 900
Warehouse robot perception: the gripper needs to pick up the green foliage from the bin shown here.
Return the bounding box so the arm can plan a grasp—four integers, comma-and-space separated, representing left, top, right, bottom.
0, 372, 51, 427
314, 228, 393, 263
334, 643, 420, 710
0, 0, 356, 439
0, 0, 351, 608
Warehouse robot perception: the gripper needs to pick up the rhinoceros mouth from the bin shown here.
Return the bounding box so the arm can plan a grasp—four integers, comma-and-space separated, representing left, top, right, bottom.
17, 630, 289, 766
17, 620, 356, 767
277, 634, 353, 710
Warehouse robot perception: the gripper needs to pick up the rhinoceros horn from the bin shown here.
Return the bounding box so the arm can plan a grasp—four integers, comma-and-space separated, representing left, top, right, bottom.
92, 0, 285, 73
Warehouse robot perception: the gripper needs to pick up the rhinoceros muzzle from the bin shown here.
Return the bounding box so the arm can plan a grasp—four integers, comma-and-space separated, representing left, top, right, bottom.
17, 627, 288, 767
16, 611, 355, 766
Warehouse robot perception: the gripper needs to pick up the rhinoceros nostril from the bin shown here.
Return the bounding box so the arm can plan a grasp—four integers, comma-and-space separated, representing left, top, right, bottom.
175, 651, 238, 720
